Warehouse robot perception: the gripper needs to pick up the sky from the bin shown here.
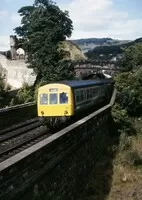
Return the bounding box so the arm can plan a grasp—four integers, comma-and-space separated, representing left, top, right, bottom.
0, 0, 142, 50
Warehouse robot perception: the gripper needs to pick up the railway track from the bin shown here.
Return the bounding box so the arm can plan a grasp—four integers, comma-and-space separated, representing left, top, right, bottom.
0, 101, 109, 163
0, 118, 51, 162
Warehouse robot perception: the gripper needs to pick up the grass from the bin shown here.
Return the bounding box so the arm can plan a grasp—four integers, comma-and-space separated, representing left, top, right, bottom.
108, 134, 142, 200
79, 118, 142, 200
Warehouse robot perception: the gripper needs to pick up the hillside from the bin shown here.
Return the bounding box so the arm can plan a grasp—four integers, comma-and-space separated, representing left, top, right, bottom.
85, 37, 142, 60
60, 40, 87, 61
71, 38, 130, 53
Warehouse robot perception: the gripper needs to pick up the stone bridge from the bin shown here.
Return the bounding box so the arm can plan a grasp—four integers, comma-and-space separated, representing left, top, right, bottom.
73, 61, 119, 78
0, 53, 119, 89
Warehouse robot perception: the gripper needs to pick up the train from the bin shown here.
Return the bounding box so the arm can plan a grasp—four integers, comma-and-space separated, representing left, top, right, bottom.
37, 79, 114, 126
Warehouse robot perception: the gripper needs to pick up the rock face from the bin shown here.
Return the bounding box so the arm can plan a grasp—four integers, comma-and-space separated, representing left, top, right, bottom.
0, 54, 36, 89
60, 41, 87, 61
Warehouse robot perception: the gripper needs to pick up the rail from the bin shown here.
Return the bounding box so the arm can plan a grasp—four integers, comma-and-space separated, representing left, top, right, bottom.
0, 102, 35, 113
0, 88, 117, 171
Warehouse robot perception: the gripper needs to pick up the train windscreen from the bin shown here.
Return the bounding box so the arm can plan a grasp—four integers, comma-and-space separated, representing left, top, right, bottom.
40, 94, 48, 105
60, 92, 68, 104
49, 93, 58, 104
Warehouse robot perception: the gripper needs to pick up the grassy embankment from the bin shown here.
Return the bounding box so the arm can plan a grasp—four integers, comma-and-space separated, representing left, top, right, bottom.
79, 117, 142, 200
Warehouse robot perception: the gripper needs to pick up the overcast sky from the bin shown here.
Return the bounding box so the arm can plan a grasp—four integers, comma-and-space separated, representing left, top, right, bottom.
0, 0, 142, 50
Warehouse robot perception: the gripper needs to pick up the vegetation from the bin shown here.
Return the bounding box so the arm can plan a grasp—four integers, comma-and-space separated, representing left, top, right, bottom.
0, 73, 6, 107
108, 43, 142, 199
120, 43, 142, 71
78, 43, 142, 199
9, 83, 35, 106
114, 69, 142, 116
86, 45, 123, 60
72, 37, 115, 45
15, 0, 74, 83
85, 37, 142, 61
111, 44, 142, 135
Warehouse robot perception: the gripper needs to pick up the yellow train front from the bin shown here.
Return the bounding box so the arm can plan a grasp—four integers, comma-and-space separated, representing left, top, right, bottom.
38, 83, 74, 120
37, 80, 114, 124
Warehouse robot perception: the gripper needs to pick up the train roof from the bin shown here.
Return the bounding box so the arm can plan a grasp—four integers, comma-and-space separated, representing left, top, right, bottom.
38, 79, 114, 91
58, 79, 113, 89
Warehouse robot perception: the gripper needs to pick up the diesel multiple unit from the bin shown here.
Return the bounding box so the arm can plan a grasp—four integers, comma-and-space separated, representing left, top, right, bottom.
37, 79, 113, 119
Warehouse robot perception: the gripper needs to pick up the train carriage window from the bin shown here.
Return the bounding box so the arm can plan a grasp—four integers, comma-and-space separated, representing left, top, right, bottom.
87, 89, 89, 99
99, 88, 102, 96
95, 87, 99, 96
99, 88, 101, 96
87, 88, 92, 99
80, 90, 84, 101
50, 93, 58, 104
60, 92, 68, 104
75, 91, 80, 103
92, 88, 96, 97
40, 94, 48, 105
89, 88, 92, 98
84, 89, 87, 99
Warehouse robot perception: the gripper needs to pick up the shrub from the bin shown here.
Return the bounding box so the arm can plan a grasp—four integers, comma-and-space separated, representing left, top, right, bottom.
114, 69, 142, 117
15, 83, 34, 104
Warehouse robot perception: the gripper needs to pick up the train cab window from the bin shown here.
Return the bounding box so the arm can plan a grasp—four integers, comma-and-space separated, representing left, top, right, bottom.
40, 94, 48, 105
50, 93, 58, 104
60, 92, 68, 104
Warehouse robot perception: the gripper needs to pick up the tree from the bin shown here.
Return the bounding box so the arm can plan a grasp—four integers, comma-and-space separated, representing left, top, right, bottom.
114, 69, 142, 117
15, 0, 74, 83
120, 43, 142, 72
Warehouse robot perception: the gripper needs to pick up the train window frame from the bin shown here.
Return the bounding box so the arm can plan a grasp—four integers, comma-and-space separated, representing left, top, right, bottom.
92, 87, 96, 97
40, 93, 48, 105
49, 93, 58, 104
75, 86, 102, 104
80, 90, 84, 101
87, 88, 89, 99
60, 92, 68, 104
75, 90, 80, 103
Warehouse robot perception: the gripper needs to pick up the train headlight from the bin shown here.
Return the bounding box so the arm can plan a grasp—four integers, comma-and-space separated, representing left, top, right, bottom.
41, 111, 44, 116
64, 110, 68, 115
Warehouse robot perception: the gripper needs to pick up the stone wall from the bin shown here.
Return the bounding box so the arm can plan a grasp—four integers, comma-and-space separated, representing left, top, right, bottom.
0, 54, 36, 89
0, 104, 114, 200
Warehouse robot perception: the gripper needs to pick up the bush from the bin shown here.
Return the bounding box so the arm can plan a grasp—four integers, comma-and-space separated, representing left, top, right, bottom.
33, 81, 47, 103
13, 83, 34, 104
111, 104, 133, 134
114, 69, 142, 117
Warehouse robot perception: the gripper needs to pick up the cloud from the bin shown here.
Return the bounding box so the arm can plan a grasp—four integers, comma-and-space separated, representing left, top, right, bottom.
0, 10, 9, 21
0, 36, 10, 51
3, 0, 14, 2
60, 0, 142, 40
11, 13, 21, 25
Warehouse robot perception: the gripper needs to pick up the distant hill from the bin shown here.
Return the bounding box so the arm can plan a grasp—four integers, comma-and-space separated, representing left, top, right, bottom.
71, 38, 131, 53
85, 37, 142, 60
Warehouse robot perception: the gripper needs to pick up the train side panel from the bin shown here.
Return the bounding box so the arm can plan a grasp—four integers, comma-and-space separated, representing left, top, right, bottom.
73, 85, 106, 113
